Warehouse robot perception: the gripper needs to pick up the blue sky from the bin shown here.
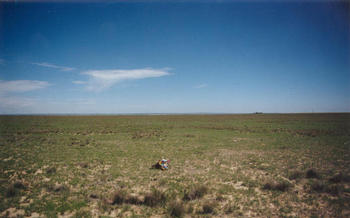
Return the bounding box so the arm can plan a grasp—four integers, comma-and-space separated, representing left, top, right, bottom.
0, 1, 349, 114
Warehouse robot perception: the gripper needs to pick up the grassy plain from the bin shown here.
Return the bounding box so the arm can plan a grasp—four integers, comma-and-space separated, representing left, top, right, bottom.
0, 113, 349, 217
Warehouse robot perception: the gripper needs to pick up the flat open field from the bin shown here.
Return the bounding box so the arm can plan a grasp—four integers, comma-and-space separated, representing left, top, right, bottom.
0, 114, 349, 217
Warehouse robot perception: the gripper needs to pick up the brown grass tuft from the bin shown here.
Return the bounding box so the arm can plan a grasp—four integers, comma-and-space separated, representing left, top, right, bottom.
78, 162, 89, 168
13, 181, 26, 189
289, 170, 303, 180
329, 173, 350, 183
201, 202, 216, 214
110, 190, 127, 205
306, 169, 320, 179
6, 185, 16, 197
143, 189, 167, 207
168, 201, 185, 217
325, 184, 343, 196
126, 195, 143, 205
183, 185, 208, 201
46, 167, 56, 174
263, 181, 291, 192
310, 181, 325, 192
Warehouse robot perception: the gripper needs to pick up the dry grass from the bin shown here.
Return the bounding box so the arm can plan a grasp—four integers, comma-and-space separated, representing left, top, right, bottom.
306, 169, 320, 179
201, 201, 216, 214
183, 185, 208, 201
168, 201, 185, 217
0, 114, 349, 217
288, 170, 303, 180
143, 189, 167, 207
263, 181, 291, 192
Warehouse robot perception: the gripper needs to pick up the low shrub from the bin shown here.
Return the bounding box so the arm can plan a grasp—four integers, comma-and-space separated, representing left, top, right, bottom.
168, 201, 185, 217
183, 185, 208, 201
144, 189, 167, 207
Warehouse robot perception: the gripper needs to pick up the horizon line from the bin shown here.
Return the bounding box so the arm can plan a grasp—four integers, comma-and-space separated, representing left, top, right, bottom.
0, 112, 349, 116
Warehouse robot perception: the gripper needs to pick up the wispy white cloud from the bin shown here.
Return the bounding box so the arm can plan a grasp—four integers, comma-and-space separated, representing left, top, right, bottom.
0, 80, 50, 93
0, 96, 36, 108
81, 68, 171, 91
194, 83, 207, 89
72, 80, 87, 85
32, 62, 75, 71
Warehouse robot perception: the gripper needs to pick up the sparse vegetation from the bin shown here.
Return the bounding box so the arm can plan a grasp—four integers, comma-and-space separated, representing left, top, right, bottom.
0, 114, 349, 216
110, 190, 127, 205
168, 201, 185, 217
289, 170, 303, 180
306, 169, 320, 179
201, 201, 216, 214
143, 189, 167, 207
5, 185, 16, 197
183, 185, 208, 201
262, 181, 291, 192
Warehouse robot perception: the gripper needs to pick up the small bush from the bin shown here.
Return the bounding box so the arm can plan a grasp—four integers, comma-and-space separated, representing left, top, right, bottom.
263, 181, 291, 192
168, 201, 185, 217
126, 195, 143, 205
289, 170, 303, 180
144, 189, 167, 207
306, 169, 319, 179
6, 185, 16, 197
310, 181, 325, 192
89, 193, 98, 199
13, 181, 26, 189
325, 184, 343, 196
78, 162, 89, 168
201, 202, 215, 214
46, 167, 56, 174
183, 185, 208, 201
111, 190, 127, 205
216, 194, 225, 201
309, 181, 343, 196
186, 204, 194, 214
329, 173, 350, 183
224, 204, 239, 214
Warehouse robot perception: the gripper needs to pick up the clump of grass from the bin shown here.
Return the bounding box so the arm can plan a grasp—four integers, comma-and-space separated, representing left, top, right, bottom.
143, 189, 167, 207
186, 204, 194, 214
13, 181, 26, 190
54, 184, 69, 193
89, 193, 98, 199
110, 190, 127, 205
78, 162, 89, 168
46, 167, 56, 174
309, 181, 343, 196
306, 169, 320, 179
289, 170, 303, 180
45, 183, 69, 193
168, 201, 185, 217
6, 181, 26, 197
262, 181, 291, 192
325, 184, 343, 196
6, 185, 17, 197
201, 202, 216, 214
224, 203, 239, 214
216, 194, 225, 201
75, 210, 91, 218
125, 195, 143, 205
329, 173, 350, 183
310, 181, 325, 192
183, 185, 208, 201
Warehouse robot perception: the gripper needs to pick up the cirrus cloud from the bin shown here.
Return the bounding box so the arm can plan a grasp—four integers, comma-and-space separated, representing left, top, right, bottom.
194, 83, 208, 89
81, 68, 171, 91
0, 80, 50, 93
32, 62, 75, 71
